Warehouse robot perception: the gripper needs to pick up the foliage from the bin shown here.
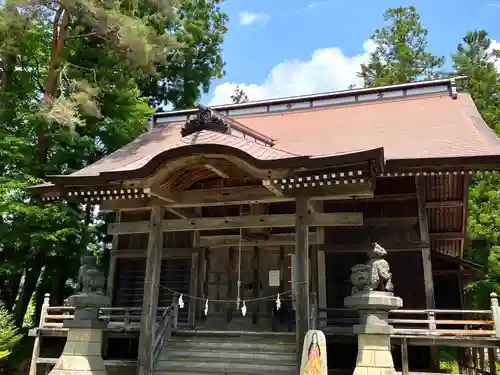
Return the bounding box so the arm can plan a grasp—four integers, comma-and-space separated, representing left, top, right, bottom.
451, 30, 500, 308
139, 0, 228, 109
230, 85, 249, 103
360, 8, 500, 310
0, 0, 228, 342
358, 6, 444, 87
0, 308, 22, 360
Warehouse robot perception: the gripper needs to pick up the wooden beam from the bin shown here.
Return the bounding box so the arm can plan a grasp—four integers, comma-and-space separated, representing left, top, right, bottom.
426, 200, 463, 209
321, 241, 429, 253
111, 248, 197, 259
99, 191, 422, 212
199, 232, 322, 247
137, 206, 164, 375
108, 212, 363, 234
294, 197, 310, 364
175, 185, 285, 206
143, 186, 176, 203
429, 232, 463, 240
416, 176, 436, 310
101, 184, 375, 211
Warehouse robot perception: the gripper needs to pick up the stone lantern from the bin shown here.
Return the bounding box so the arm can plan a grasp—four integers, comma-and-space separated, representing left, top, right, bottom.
49, 253, 111, 375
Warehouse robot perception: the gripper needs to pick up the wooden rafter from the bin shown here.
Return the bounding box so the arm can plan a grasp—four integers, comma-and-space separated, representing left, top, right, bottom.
143, 186, 196, 219
262, 179, 283, 197
203, 163, 229, 179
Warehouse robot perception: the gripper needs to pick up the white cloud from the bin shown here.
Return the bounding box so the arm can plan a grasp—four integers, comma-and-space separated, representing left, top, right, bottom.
297, 1, 328, 13
239, 11, 270, 26
487, 39, 500, 70
209, 40, 376, 106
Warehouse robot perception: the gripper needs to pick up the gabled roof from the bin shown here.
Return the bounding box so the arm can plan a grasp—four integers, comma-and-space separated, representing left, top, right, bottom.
34, 78, 500, 190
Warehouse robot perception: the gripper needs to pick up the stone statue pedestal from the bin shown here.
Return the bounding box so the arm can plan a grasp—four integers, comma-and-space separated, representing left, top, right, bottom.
48, 293, 110, 375
344, 291, 403, 375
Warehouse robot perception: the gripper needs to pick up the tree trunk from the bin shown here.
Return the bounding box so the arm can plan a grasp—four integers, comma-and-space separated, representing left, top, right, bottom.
36, 7, 70, 167
50, 259, 69, 306
3, 273, 22, 311
13, 252, 45, 325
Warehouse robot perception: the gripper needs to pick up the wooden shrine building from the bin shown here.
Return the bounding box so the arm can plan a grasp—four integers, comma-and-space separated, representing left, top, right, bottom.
31, 78, 500, 374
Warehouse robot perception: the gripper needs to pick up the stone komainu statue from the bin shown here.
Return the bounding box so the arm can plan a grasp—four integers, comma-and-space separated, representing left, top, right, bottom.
350, 242, 394, 294
77, 254, 105, 294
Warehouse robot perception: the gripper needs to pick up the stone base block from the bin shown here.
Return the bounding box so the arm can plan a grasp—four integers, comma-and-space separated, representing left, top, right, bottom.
352, 334, 395, 375
49, 328, 107, 375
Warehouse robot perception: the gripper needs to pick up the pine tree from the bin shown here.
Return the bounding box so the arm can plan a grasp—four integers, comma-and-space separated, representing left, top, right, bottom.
452, 30, 500, 308
358, 6, 444, 87
230, 85, 249, 104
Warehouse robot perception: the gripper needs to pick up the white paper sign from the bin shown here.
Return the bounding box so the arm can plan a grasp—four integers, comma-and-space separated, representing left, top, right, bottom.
269, 270, 280, 287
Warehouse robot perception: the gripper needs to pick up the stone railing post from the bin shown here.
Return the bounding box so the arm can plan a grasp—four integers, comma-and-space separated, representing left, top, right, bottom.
48, 254, 110, 375
490, 293, 500, 337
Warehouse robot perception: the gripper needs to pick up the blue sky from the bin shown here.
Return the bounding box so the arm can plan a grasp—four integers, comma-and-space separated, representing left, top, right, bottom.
204, 0, 500, 105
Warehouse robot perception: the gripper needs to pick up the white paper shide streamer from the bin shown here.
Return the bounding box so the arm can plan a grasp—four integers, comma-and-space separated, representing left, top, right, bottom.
241, 301, 247, 316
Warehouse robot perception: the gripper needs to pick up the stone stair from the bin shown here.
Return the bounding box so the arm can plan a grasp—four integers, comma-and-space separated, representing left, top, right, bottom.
154, 330, 297, 375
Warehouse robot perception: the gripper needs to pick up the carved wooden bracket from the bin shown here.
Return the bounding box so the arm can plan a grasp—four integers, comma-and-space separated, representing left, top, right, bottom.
181, 107, 229, 137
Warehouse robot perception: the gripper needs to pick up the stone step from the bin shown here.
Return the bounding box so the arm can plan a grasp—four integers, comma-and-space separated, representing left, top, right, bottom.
154, 331, 297, 375
173, 330, 295, 340
166, 340, 296, 353
155, 360, 296, 374
160, 348, 295, 363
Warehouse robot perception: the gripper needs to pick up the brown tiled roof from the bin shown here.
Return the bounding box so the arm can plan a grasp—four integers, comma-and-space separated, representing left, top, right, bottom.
234, 93, 500, 160
56, 89, 500, 181
70, 125, 297, 177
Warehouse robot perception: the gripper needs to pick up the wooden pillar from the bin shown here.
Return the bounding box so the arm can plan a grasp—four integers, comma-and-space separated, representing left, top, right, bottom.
295, 196, 310, 362
416, 177, 438, 370
226, 247, 235, 323
310, 245, 318, 299
317, 250, 327, 328
196, 248, 207, 320
310, 202, 323, 300
106, 210, 121, 302
252, 246, 260, 325
137, 206, 164, 375
202, 248, 211, 321
188, 229, 200, 328
188, 252, 199, 328
416, 176, 435, 309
